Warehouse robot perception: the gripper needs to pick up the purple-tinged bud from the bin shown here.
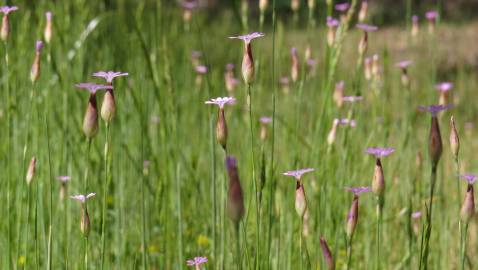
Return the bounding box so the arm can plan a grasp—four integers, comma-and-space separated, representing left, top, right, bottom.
226, 157, 245, 224
327, 119, 339, 146
429, 116, 443, 168
26, 156, 37, 185
101, 88, 116, 123
216, 108, 228, 150
81, 206, 91, 237
346, 195, 359, 240
460, 184, 475, 224
372, 54, 380, 78
30, 41, 44, 83
411, 15, 419, 37
364, 57, 372, 80
291, 48, 300, 83
83, 93, 99, 139
320, 237, 335, 270
242, 43, 255, 85
295, 181, 307, 218
372, 158, 385, 197
358, 32, 368, 56
358, 1, 368, 22
44, 12, 53, 43
1, 15, 9, 41
450, 116, 460, 158
333, 81, 344, 108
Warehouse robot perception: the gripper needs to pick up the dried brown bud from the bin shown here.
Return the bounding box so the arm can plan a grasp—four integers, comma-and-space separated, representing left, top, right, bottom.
429, 116, 443, 167
83, 93, 99, 139
372, 158, 385, 197
216, 108, 228, 150
346, 195, 359, 240
226, 157, 244, 224
26, 156, 37, 185
460, 185, 475, 224
450, 116, 460, 158
320, 236, 335, 270
101, 88, 116, 123
242, 43, 255, 85
295, 181, 307, 218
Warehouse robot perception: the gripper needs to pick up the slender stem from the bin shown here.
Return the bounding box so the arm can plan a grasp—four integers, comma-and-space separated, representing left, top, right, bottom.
454, 157, 461, 211
101, 122, 111, 270
83, 139, 92, 270
346, 238, 353, 270
84, 237, 88, 270
376, 199, 383, 270
4, 39, 12, 270
299, 218, 303, 270
420, 165, 438, 270
45, 105, 54, 270
235, 223, 242, 270
459, 221, 468, 270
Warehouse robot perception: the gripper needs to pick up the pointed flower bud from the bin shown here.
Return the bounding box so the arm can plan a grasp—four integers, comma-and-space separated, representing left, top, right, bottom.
345, 187, 370, 240
358, 1, 368, 22
295, 181, 307, 218
44, 12, 53, 43
327, 119, 339, 146
333, 81, 344, 108
326, 17, 339, 47
450, 116, 460, 158
320, 237, 335, 270
291, 0, 300, 12
259, 0, 268, 12
226, 156, 245, 224
0, 6, 18, 42
411, 15, 419, 37
93, 71, 128, 123
259, 116, 272, 141
205, 97, 236, 150
366, 147, 394, 198
460, 174, 476, 224
76, 83, 113, 139
418, 105, 451, 167
26, 156, 37, 185
290, 47, 300, 82
30, 41, 44, 83
71, 193, 96, 237
56, 176, 71, 201
229, 32, 265, 85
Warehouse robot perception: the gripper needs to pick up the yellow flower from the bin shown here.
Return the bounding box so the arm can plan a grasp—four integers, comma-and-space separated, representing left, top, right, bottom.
197, 234, 210, 247
18, 256, 25, 266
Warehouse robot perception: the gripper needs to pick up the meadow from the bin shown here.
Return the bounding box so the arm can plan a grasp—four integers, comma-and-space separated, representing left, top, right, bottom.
1, 0, 478, 269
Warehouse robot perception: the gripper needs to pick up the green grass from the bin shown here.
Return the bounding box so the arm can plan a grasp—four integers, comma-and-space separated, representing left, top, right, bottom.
2, 0, 478, 269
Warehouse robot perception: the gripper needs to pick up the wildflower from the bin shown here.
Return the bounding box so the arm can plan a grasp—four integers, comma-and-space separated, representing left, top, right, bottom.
338, 118, 357, 127
76, 83, 113, 138
326, 17, 339, 47
71, 193, 96, 237
291, 0, 300, 12
0, 6, 18, 41
435, 82, 453, 105
356, 23, 378, 56
342, 96, 363, 103
225, 63, 239, 92
260, 116, 272, 141
395, 60, 412, 88
327, 119, 340, 146
181, 1, 198, 26
335, 3, 349, 12
333, 81, 344, 107
205, 97, 235, 150
345, 186, 370, 240
306, 59, 317, 75
225, 156, 244, 225
449, 116, 460, 159
290, 47, 300, 82
44, 11, 53, 43
358, 1, 368, 22
194, 65, 208, 87
187, 256, 208, 269
320, 237, 335, 270
418, 105, 451, 167
283, 168, 314, 218
411, 15, 419, 37
191, 50, 202, 67
364, 57, 372, 80
280, 76, 290, 93
56, 176, 71, 201
460, 174, 476, 224
366, 147, 395, 198
26, 156, 37, 185
92, 71, 128, 123
425, 10, 438, 34
30, 41, 44, 83
372, 54, 380, 79
259, 0, 268, 12
229, 32, 265, 85
411, 211, 422, 219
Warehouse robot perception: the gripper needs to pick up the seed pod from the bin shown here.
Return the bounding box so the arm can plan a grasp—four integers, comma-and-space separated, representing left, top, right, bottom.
242, 43, 255, 85
83, 93, 99, 139
1, 15, 9, 41
216, 108, 228, 150
291, 48, 300, 83
26, 156, 37, 185
429, 116, 443, 168
358, 1, 368, 22
320, 237, 335, 270
346, 195, 359, 240
44, 12, 53, 44
450, 116, 460, 158
358, 32, 368, 56
101, 88, 116, 123
460, 184, 475, 224
372, 158, 385, 197
295, 181, 307, 218
81, 206, 91, 237
226, 157, 244, 224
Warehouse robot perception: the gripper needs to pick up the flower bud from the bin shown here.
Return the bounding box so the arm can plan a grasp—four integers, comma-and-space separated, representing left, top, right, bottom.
327, 119, 339, 146
372, 158, 385, 197
291, 0, 300, 12
59, 184, 67, 201
327, 27, 336, 47
320, 237, 335, 270
372, 54, 380, 78
460, 184, 475, 224
364, 57, 372, 80
295, 181, 307, 218
346, 195, 359, 240
242, 43, 255, 85
260, 124, 267, 141
291, 48, 300, 83
450, 116, 460, 158
358, 1, 368, 22
226, 157, 244, 224
101, 88, 116, 123
1, 15, 9, 41
216, 108, 228, 150
183, 9, 192, 23
400, 69, 409, 88
83, 93, 99, 139
358, 32, 368, 56
308, 0, 316, 10
81, 206, 91, 237
429, 116, 443, 167
259, 0, 268, 12
44, 12, 53, 44
26, 156, 37, 185
304, 44, 312, 61
411, 16, 419, 37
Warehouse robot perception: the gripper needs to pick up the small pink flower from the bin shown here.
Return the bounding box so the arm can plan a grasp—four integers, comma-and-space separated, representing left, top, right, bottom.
425, 10, 438, 21
56, 176, 71, 183
418, 104, 451, 116
76, 83, 113, 94
229, 32, 265, 44
260, 116, 272, 124
187, 256, 208, 266
342, 96, 363, 103
338, 118, 357, 127
335, 3, 349, 12
356, 23, 378, 32
395, 60, 413, 69
71, 193, 96, 203
204, 97, 236, 108
411, 211, 422, 219
280, 76, 290, 85
195, 65, 208, 74
346, 186, 371, 195
93, 71, 129, 83
366, 147, 395, 158
36, 41, 44, 52
435, 82, 453, 92
181, 0, 198, 10
0, 6, 18, 15
283, 168, 315, 180
326, 16, 339, 27
461, 174, 477, 185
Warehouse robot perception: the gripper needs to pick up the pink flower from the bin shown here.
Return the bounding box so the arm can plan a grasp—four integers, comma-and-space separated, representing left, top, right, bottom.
229, 32, 265, 44
395, 60, 413, 69
356, 23, 378, 32
187, 256, 208, 266
260, 116, 272, 124
93, 71, 129, 83
204, 97, 236, 108
346, 186, 371, 195
418, 104, 451, 116
365, 147, 395, 158
195, 65, 208, 74
326, 16, 339, 27
335, 3, 349, 12
435, 82, 453, 92
425, 10, 438, 21
56, 176, 71, 183
342, 96, 363, 103
411, 211, 422, 219
283, 168, 315, 180
36, 41, 44, 52
0, 6, 18, 15
71, 193, 96, 203
461, 174, 477, 185
75, 83, 113, 94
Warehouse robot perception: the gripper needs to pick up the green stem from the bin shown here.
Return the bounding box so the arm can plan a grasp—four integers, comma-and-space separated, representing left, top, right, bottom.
346, 238, 353, 270
5, 39, 12, 270
454, 157, 461, 211
459, 221, 468, 270
101, 122, 111, 270
376, 199, 383, 270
